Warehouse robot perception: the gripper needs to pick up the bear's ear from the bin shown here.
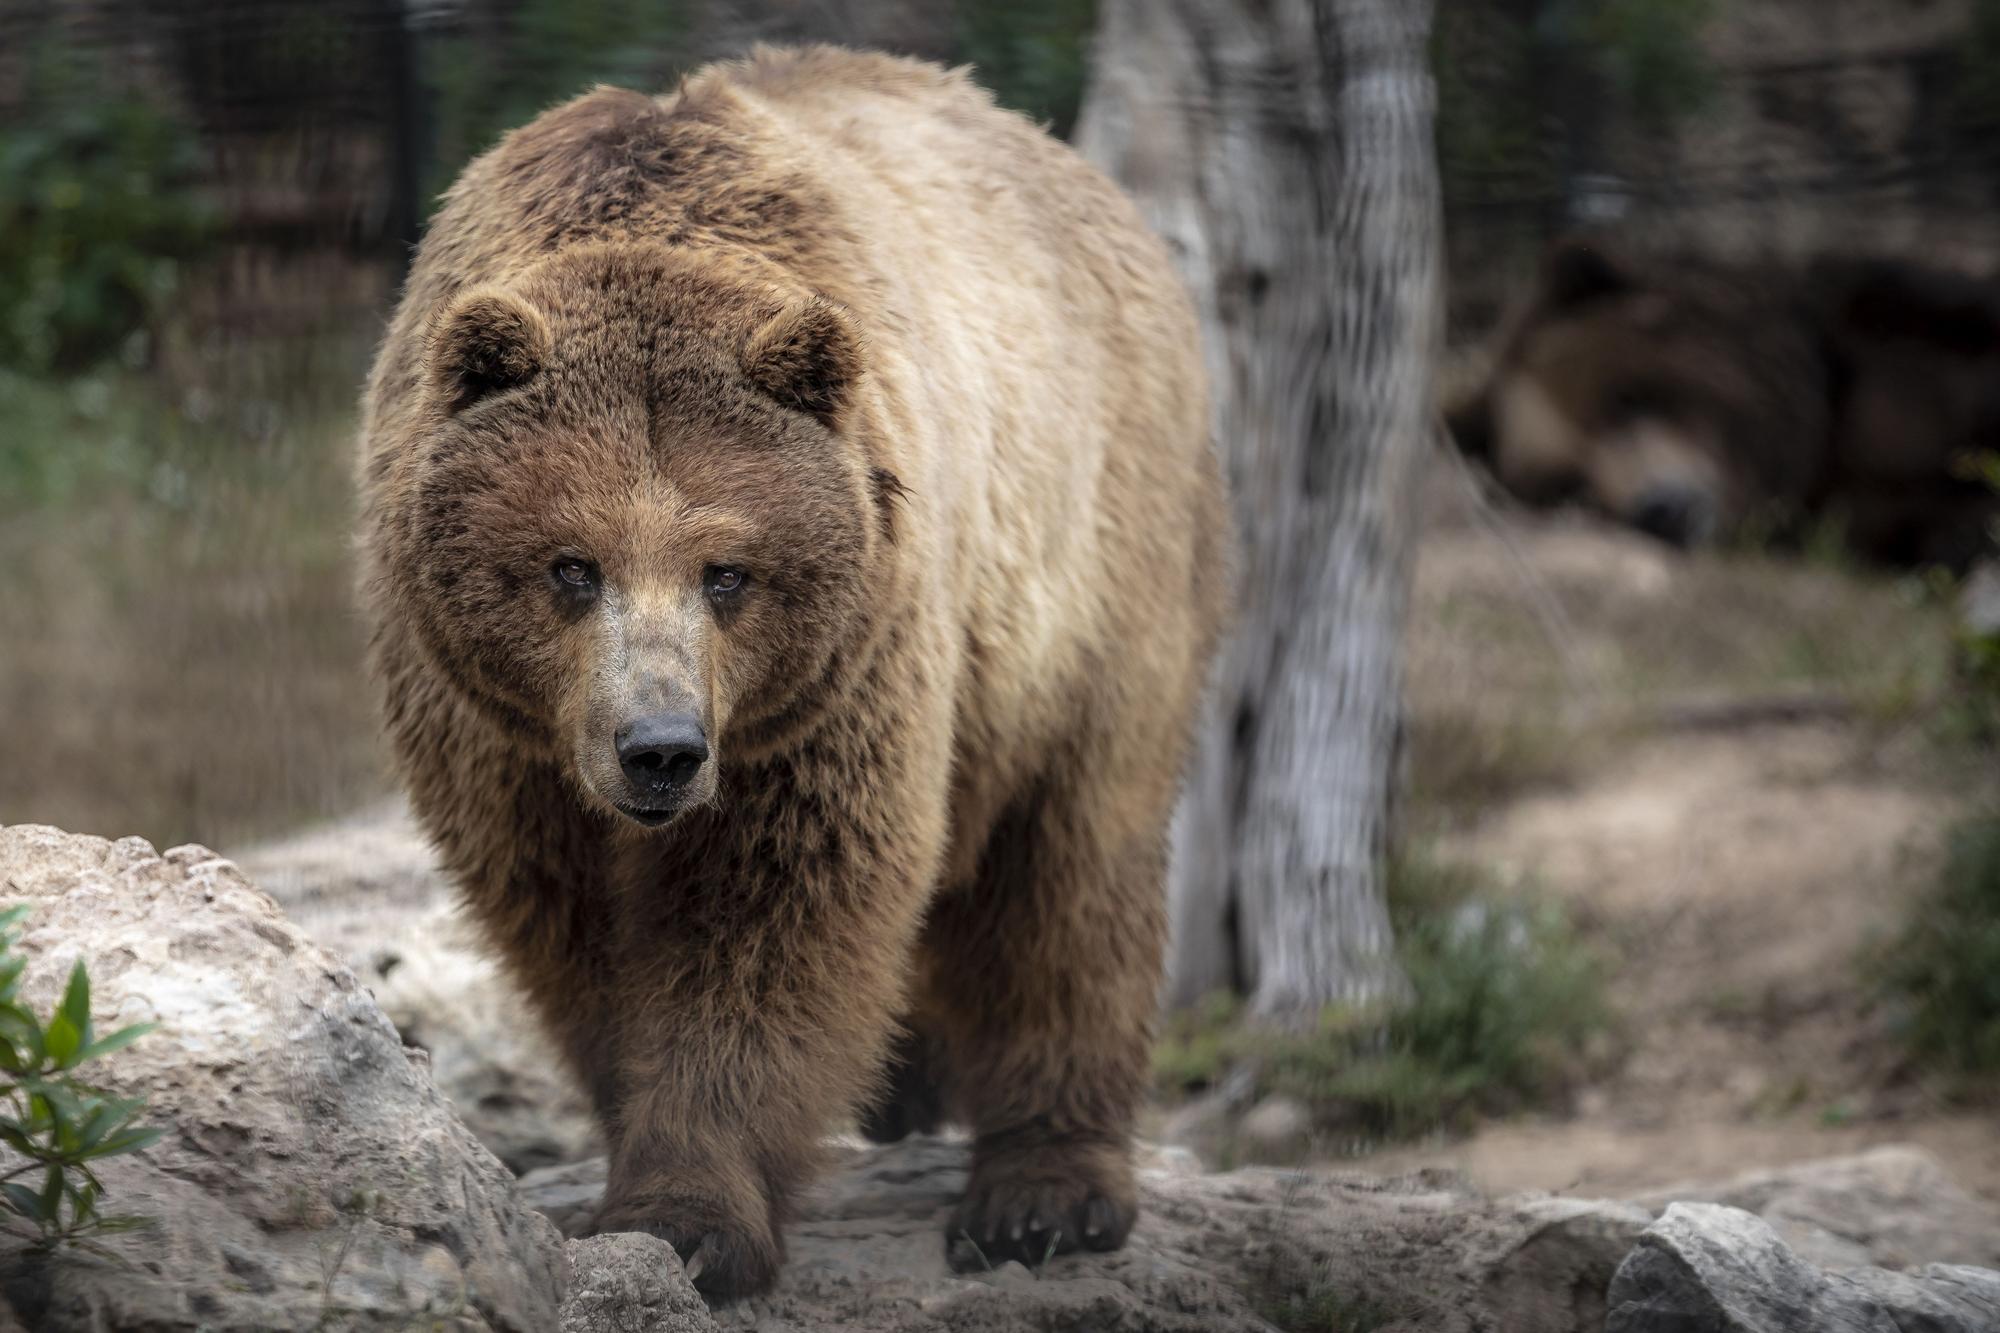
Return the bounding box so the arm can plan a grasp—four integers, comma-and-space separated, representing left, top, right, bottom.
1539, 238, 1635, 313
740, 296, 861, 427
1830, 261, 2000, 357
1444, 391, 1495, 462
428, 287, 551, 414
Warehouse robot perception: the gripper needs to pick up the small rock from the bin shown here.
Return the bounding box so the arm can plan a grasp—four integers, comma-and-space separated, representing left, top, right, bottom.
1158, 1064, 1256, 1164
1606, 1202, 2000, 1333
982, 1260, 1037, 1288
560, 1233, 717, 1333
1237, 1094, 1313, 1160
1959, 557, 2000, 639
520, 1158, 611, 1238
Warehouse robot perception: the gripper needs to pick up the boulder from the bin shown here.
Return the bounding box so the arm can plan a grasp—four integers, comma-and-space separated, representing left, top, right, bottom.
0, 824, 566, 1331
1607, 1202, 2000, 1333
238, 805, 600, 1174
523, 1137, 1654, 1333
1631, 1145, 2000, 1271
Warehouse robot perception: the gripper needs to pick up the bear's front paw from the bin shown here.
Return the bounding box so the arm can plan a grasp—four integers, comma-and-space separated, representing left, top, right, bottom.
946, 1135, 1137, 1270
588, 1190, 782, 1299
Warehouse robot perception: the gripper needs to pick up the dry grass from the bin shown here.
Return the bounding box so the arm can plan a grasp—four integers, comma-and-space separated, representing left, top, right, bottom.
1403, 453, 1960, 830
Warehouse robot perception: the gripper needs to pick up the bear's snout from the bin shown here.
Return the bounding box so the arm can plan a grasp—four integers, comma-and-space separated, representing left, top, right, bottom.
1630, 483, 1717, 549
613, 711, 710, 824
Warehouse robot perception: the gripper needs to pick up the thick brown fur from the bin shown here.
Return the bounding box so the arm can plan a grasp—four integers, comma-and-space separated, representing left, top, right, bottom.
1448, 236, 2000, 568
357, 47, 1228, 1297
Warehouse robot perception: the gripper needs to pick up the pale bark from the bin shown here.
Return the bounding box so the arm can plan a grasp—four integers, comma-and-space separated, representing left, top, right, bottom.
1078, 0, 1441, 1019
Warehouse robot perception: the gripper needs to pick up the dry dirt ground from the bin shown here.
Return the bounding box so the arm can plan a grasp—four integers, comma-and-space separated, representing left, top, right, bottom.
1363, 451, 2000, 1203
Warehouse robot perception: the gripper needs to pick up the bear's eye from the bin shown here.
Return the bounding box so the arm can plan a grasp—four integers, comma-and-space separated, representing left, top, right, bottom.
704, 566, 746, 601
551, 557, 597, 592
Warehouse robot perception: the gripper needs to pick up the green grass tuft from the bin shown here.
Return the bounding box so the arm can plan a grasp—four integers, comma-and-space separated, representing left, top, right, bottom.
1258, 1279, 1394, 1333
1877, 814, 2000, 1078
1155, 854, 1611, 1142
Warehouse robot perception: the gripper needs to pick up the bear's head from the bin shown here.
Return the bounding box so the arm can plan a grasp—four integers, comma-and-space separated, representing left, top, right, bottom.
1451, 238, 1829, 548
1814, 258, 2000, 485
387, 242, 890, 828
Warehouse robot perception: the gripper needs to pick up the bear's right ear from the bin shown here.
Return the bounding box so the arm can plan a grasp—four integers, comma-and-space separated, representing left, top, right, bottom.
1539, 239, 1634, 313
1829, 261, 2000, 357
739, 295, 861, 428
427, 288, 551, 414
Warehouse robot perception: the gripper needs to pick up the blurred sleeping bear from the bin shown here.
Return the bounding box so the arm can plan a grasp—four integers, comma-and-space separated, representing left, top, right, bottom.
1446, 237, 2000, 569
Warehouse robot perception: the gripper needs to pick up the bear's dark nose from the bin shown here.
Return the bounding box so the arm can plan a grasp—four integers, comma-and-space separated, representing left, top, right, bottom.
1631, 485, 1715, 549
616, 713, 709, 793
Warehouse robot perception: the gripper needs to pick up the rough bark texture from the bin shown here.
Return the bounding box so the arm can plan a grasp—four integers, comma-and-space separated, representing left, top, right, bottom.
1078, 0, 1442, 1013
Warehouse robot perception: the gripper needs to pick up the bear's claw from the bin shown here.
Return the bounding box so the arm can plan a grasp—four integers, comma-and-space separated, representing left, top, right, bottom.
945, 1145, 1136, 1270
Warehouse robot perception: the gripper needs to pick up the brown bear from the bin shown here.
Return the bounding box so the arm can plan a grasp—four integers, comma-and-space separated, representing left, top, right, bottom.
1448, 236, 2000, 568
356, 46, 1228, 1298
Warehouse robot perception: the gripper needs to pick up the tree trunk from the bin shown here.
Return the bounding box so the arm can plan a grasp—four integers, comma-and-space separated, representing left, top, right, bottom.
1077, 0, 1441, 1019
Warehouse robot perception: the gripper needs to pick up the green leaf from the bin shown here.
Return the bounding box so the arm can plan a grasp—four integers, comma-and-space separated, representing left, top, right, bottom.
58, 961, 91, 1053
2, 1181, 45, 1224
42, 1012, 80, 1071
74, 1022, 152, 1064
92, 1125, 161, 1158
1, 1013, 43, 1068
74, 1099, 124, 1152
37, 1166, 63, 1223
33, 1081, 80, 1131
89, 1213, 152, 1235
0, 906, 30, 933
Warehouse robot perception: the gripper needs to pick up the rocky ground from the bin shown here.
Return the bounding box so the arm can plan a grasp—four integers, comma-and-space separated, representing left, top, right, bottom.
0, 815, 1994, 1330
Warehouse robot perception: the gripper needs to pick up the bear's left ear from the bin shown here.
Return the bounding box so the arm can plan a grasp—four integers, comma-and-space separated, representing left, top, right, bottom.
740, 296, 861, 427
428, 287, 551, 414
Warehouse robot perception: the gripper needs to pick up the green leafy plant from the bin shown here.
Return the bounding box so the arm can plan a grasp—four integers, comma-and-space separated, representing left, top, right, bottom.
0, 904, 160, 1253
0, 38, 213, 374
1576, 0, 1718, 134
1155, 855, 1611, 1143
1953, 0, 2000, 139
1928, 450, 2000, 741
1433, 0, 1718, 208
956, 0, 1098, 138
1876, 816, 2000, 1079
422, 0, 690, 206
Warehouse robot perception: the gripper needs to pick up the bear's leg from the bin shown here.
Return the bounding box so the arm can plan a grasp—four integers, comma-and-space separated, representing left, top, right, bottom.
588, 785, 942, 1297
919, 759, 1171, 1268
589, 946, 911, 1296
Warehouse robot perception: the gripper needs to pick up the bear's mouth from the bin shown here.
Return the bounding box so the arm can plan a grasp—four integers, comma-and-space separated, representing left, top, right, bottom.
615, 804, 677, 829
